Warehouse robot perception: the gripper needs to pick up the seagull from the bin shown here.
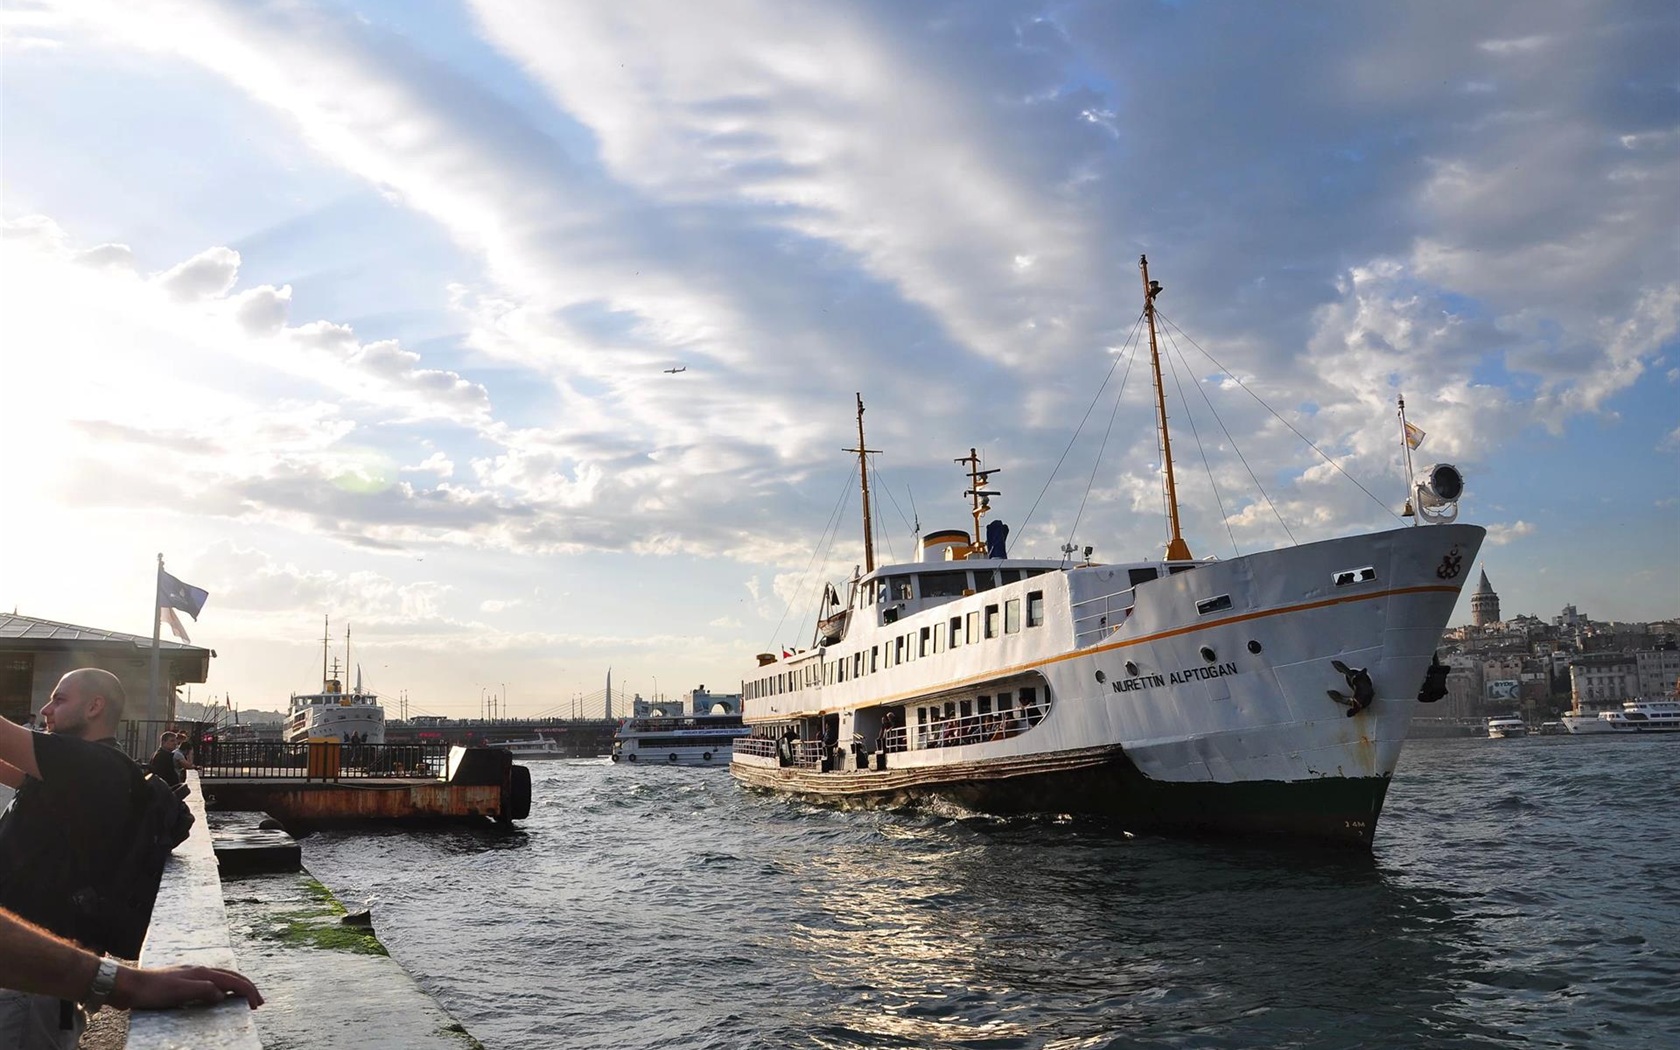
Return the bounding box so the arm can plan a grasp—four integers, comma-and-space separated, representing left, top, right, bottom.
663, 365, 686, 374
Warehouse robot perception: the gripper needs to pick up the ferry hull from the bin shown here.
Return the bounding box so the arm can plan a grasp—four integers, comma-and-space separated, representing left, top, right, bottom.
733, 747, 1390, 846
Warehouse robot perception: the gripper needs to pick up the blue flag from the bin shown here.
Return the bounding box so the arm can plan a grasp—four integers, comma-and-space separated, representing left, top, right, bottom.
158, 569, 209, 620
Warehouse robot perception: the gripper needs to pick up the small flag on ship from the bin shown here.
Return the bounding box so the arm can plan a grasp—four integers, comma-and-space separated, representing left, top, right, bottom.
1403, 421, 1426, 450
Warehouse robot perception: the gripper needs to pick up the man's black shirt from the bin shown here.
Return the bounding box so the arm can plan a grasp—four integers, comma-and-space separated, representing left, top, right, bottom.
0, 733, 138, 951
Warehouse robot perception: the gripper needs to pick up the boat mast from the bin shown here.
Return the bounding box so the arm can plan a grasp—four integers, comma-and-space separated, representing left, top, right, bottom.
1398, 394, 1418, 525
1141, 255, 1193, 561
845, 393, 880, 573
321, 614, 329, 690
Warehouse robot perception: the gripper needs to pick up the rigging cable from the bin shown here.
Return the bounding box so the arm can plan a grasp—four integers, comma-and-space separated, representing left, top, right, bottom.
1159, 324, 1239, 556
1019, 309, 1148, 541
1158, 314, 1296, 546
764, 468, 856, 651
1157, 312, 1404, 523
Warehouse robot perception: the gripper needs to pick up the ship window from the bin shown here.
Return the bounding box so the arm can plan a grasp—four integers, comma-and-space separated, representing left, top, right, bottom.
895, 636, 905, 664
1005, 599, 1021, 634
959, 699, 972, 719
893, 578, 914, 602
1000, 569, 1021, 584
966, 611, 981, 645
1027, 591, 1044, 627
978, 695, 992, 714
972, 571, 997, 592
1128, 568, 1159, 587
933, 625, 944, 654
921, 572, 968, 598
1168, 564, 1197, 575
1333, 567, 1377, 587
949, 617, 962, 648
1196, 594, 1233, 615
870, 646, 878, 673
985, 604, 1001, 639
852, 653, 862, 678
919, 627, 931, 657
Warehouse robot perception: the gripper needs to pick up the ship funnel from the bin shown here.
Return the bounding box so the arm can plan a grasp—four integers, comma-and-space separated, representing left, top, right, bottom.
921, 529, 970, 562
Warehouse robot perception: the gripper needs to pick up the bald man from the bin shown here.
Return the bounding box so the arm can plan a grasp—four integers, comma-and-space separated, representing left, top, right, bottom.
0, 668, 149, 1049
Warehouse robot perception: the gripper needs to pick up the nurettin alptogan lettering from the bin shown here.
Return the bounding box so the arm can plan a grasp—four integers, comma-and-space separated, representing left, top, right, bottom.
1111, 661, 1241, 693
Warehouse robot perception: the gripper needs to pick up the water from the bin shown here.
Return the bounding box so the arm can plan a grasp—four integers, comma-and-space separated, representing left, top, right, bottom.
297, 738, 1680, 1049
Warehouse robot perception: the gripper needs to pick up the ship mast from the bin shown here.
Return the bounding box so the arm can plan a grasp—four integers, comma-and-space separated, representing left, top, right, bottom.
956, 448, 999, 550
844, 393, 881, 573
1141, 255, 1193, 561
321, 614, 329, 690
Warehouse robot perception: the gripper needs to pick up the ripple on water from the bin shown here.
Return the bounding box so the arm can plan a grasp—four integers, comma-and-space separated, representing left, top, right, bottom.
289, 743, 1680, 1049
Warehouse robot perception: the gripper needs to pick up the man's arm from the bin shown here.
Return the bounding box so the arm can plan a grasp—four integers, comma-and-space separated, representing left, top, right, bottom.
0, 908, 262, 1010
0, 718, 41, 781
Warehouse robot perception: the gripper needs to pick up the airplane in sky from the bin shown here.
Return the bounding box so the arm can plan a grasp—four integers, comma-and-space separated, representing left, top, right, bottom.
663, 366, 686, 374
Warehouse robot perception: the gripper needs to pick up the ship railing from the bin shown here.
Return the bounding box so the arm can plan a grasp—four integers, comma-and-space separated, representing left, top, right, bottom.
911, 707, 1043, 751
196, 740, 452, 780
730, 735, 822, 768
1070, 586, 1137, 646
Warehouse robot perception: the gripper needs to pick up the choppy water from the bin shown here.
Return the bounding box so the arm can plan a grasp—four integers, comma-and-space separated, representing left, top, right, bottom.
298, 738, 1680, 1049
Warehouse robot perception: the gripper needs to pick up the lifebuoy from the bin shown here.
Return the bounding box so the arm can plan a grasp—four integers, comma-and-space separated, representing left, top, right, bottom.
668, 752, 678, 763
627, 753, 637, 762
702, 752, 713, 761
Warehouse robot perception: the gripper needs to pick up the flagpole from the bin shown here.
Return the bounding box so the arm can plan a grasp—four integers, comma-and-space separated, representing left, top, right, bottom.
150, 553, 164, 720
1398, 395, 1418, 526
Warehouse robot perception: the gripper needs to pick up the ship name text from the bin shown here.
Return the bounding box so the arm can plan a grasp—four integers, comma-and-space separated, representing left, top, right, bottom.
1111, 661, 1241, 693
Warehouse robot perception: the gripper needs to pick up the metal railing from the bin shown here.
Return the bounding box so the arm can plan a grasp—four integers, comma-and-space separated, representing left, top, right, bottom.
196, 740, 451, 780
912, 707, 1042, 750
1071, 586, 1136, 647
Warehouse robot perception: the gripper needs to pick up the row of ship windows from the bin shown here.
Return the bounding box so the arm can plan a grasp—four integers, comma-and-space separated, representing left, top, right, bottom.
748, 591, 1046, 701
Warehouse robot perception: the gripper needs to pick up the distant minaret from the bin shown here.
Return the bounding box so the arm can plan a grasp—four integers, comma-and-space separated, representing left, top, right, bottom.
1471, 570, 1501, 626
605, 667, 613, 721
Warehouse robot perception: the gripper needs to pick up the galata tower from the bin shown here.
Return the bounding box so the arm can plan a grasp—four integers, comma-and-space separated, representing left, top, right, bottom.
1471, 570, 1501, 626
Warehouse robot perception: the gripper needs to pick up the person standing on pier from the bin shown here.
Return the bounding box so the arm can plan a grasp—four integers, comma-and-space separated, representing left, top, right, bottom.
0, 669, 153, 1049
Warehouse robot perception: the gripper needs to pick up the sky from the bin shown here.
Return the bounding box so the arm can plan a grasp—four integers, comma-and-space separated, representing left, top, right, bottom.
2, 1, 1676, 720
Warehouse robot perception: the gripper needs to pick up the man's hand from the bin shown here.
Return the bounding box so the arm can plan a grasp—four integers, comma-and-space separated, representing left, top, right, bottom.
110, 963, 264, 1011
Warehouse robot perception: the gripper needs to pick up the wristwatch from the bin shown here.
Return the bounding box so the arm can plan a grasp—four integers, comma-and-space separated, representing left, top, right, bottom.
84, 956, 121, 1012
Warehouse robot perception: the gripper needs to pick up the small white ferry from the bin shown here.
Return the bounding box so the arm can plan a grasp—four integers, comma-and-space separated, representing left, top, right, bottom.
731, 257, 1486, 848
1561, 698, 1680, 734
283, 618, 386, 745
1485, 715, 1528, 739
612, 687, 749, 766
485, 735, 568, 759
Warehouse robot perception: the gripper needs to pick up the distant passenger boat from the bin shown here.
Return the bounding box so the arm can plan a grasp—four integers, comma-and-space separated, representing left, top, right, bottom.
612, 692, 749, 766
485, 735, 567, 759
284, 617, 386, 745
1485, 715, 1528, 739
1561, 698, 1680, 734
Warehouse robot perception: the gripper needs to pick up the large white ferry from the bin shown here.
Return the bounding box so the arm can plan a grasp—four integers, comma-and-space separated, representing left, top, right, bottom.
731, 257, 1485, 847
283, 618, 386, 744
613, 688, 749, 766
1561, 698, 1680, 734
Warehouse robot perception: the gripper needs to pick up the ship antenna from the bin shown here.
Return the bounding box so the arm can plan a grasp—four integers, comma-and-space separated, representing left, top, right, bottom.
844, 393, 881, 573
1142, 255, 1193, 561
321, 614, 329, 691
957, 448, 1000, 551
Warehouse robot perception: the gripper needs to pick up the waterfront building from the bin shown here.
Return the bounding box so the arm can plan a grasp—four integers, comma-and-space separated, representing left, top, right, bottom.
1570, 653, 1639, 711
1635, 649, 1680, 698
0, 612, 212, 740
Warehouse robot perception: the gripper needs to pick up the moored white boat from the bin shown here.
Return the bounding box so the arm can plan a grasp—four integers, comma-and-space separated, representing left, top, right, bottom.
284, 617, 386, 745
1485, 715, 1528, 739
731, 257, 1485, 848
1561, 698, 1680, 734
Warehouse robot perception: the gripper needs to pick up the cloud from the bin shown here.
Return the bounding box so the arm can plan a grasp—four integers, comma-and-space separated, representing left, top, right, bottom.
1485, 520, 1537, 546
155, 246, 241, 300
